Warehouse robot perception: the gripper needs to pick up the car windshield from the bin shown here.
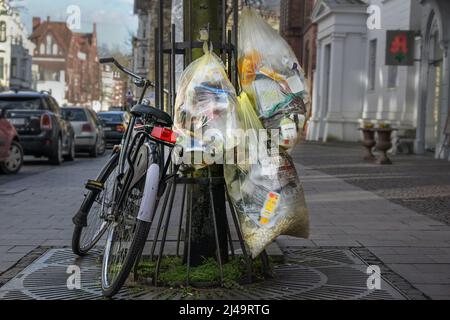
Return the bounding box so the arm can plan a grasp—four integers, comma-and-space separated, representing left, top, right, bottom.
0, 98, 42, 110
62, 109, 88, 122
99, 113, 124, 123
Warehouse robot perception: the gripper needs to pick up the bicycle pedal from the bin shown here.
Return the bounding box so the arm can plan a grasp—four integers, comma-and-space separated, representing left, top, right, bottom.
85, 180, 104, 192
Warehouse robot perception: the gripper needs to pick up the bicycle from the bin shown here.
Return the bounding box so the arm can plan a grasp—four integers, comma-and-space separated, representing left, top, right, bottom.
71, 57, 177, 297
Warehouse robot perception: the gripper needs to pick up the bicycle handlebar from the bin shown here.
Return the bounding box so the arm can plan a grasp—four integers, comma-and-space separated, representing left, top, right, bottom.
100, 57, 148, 87
100, 57, 169, 95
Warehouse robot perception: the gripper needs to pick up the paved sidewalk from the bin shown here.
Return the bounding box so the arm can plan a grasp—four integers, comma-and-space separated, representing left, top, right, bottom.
1, 145, 450, 299
277, 157, 450, 299
0, 155, 109, 273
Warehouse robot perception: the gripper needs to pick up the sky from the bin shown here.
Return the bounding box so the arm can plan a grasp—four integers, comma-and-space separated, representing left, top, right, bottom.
14, 0, 138, 53
13, 0, 280, 54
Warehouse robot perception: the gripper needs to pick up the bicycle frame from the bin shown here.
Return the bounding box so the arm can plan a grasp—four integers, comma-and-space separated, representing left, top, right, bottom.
98, 57, 175, 224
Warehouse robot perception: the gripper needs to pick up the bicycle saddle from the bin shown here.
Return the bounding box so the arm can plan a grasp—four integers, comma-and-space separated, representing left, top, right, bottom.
131, 104, 173, 127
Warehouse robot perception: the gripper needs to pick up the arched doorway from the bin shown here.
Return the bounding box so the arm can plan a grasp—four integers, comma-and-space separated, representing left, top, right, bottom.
416, 6, 449, 159
424, 18, 444, 152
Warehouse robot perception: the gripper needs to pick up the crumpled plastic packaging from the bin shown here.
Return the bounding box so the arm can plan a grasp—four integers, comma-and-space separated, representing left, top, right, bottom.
238, 7, 310, 150
173, 45, 239, 168
225, 93, 310, 258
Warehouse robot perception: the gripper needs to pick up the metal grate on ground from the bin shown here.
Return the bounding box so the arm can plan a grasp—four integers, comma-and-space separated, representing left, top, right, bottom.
0, 247, 426, 300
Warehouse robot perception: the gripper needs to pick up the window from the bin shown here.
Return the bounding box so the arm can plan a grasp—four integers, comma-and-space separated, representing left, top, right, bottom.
11, 58, 17, 78
21, 59, 27, 79
0, 98, 43, 110
387, 65, 398, 88
46, 35, 52, 54
62, 108, 87, 122
368, 39, 377, 90
0, 21, 6, 42
52, 43, 58, 55
0, 58, 4, 80
40, 43, 45, 55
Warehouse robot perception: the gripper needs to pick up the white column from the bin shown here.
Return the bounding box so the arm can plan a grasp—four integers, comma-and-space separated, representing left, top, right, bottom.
415, 32, 430, 155
324, 33, 345, 141
307, 39, 324, 141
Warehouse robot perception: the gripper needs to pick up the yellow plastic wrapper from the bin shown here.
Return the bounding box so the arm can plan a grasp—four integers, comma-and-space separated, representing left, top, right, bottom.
173, 44, 239, 168
225, 93, 310, 258
238, 7, 310, 150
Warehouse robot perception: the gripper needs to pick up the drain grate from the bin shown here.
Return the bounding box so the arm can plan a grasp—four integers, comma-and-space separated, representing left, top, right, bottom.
0, 247, 427, 300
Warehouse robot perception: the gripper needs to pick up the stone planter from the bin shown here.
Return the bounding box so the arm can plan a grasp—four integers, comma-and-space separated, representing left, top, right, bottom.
375, 128, 396, 165
359, 128, 376, 161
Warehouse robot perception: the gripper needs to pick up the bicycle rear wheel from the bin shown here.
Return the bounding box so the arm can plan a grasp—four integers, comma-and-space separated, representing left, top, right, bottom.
72, 153, 119, 256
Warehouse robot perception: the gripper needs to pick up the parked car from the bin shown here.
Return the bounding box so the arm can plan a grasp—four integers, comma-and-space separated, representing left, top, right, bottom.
61, 107, 106, 157
0, 91, 75, 165
98, 111, 130, 146
0, 108, 24, 174
108, 106, 126, 112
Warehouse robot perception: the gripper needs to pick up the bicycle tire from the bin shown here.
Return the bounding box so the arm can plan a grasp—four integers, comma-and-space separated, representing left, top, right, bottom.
101, 219, 151, 298
72, 152, 119, 256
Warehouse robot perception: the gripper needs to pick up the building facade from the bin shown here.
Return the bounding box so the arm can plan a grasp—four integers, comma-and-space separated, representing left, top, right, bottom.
307, 0, 450, 161
415, 0, 450, 160
0, 2, 34, 91
280, 0, 317, 96
101, 63, 127, 111
307, 0, 368, 143
29, 17, 101, 106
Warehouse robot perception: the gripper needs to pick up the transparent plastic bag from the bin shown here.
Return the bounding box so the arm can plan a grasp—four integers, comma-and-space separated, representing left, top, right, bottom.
174, 44, 239, 168
225, 94, 310, 258
238, 7, 310, 150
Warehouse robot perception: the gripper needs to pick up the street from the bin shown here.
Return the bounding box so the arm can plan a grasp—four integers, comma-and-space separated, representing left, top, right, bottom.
0, 153, 110, 272
1, 143, 450, 299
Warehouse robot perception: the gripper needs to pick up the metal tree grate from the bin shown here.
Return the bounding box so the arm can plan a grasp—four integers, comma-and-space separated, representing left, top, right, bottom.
0, 246, 428, 300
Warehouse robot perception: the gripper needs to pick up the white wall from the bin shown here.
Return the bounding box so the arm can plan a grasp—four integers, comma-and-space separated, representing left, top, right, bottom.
308, 2, 368, 142
35, 70, 67, 105
362, 0, 421, 130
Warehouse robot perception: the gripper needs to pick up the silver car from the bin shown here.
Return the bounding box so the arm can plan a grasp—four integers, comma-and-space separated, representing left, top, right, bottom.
62, 107, 106, 157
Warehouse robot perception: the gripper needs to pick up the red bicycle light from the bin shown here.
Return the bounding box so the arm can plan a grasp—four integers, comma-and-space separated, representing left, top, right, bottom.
151, 127, 177, 144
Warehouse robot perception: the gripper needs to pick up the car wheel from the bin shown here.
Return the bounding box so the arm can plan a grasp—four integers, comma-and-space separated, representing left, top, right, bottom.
49, 137, 63, 165
89, 140, 98, 158
64, 137, 76, 162
97, 138, 106, 156
0, 141, 24, 174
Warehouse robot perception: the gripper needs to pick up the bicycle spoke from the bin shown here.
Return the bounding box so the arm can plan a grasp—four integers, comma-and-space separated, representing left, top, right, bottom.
79, 166, 117, 252
103, 183, 144, 289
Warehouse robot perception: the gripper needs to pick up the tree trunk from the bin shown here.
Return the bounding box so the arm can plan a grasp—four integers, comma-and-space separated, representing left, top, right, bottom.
182, 0, 229, 267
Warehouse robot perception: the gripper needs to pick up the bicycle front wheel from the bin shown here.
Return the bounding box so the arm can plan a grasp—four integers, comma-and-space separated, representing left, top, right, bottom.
101, 178, 151, 298
72, 152, 119, 256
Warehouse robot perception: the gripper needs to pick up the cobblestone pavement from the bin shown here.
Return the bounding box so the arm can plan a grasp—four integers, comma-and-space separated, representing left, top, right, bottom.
277, 143, 450, 299
1, 144, 450, 299
0, 153, 110, 273
291, 142, 450, 225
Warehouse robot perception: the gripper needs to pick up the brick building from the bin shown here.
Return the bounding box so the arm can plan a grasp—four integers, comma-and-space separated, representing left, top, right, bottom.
280, 0, 317, 93
29, 17, 101, 106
